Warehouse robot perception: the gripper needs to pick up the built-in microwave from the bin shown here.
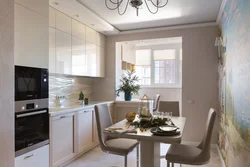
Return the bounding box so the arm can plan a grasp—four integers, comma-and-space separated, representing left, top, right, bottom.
15, 66, 49, 101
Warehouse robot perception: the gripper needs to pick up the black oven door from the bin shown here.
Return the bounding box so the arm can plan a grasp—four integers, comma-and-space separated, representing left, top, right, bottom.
15, 108, 49, 157
15, 66, 48, 101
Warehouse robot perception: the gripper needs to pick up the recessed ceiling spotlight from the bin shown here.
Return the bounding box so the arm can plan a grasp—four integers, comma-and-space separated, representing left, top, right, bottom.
91, 24, 95, 27
75, 15, 80, 18
53, 2, 59, 5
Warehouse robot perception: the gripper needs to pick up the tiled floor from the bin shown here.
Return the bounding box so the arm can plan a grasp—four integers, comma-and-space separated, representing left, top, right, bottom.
66, 144, 223, 167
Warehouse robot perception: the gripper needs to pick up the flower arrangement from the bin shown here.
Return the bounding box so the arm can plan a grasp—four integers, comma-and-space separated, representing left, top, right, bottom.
116, 70, 141, 101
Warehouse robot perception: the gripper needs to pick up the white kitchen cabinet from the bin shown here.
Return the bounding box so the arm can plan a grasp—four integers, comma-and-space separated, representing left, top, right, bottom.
76, 109, 93, 153
86, 27, 96, 44
72, 37, 87, 76
97, 46, 105, 77
15, 0, 48, 17
86, 42, 97, 76
56, 30, 72, 75
49, 28, 56, 73
15, 4, 48, 68
49, 7, 56, 28
56, 11, 71, 34
72, 19, 86, 40
15, 145, 49, 167
96, 33, 105, 47
51, 113, 74, 166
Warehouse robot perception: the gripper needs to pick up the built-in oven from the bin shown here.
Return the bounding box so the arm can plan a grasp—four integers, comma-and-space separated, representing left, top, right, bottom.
15, 66, 49, 102
15, 108, 49, 157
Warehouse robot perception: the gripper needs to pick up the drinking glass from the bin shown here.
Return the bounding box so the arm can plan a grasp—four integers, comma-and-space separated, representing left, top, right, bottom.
167, 112, 172, 121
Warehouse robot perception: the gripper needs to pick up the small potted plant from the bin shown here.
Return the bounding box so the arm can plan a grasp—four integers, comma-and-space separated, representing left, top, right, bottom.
116, 70, 140, 101
79, 91, 84, 105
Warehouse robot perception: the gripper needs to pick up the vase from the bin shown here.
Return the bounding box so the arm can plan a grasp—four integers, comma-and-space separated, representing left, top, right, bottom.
124, 92, 132, 101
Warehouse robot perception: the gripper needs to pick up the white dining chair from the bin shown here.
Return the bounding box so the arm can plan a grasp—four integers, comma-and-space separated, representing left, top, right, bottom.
95, 104, 139, 167
153, 94, 161, 112
165, 108, 216, 167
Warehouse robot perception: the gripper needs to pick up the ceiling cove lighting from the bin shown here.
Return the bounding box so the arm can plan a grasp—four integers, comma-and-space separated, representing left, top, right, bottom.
105, 0, 169, 16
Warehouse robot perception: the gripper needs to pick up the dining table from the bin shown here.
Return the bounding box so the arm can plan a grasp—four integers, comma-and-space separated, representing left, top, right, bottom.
104, 116, 186, 167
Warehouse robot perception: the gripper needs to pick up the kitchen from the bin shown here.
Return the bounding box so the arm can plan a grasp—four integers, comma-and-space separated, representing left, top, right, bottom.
2, 0, 246, 167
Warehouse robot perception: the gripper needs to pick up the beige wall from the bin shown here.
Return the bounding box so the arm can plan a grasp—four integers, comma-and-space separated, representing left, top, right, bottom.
0, 0, 14, 166
93, 26, 219, 143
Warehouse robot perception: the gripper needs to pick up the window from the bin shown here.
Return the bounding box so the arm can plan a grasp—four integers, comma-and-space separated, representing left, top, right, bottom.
135, 48, 182, 87
135, 50, 151, 85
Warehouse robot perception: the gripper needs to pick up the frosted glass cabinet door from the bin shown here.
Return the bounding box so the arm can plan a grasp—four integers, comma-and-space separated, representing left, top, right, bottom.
97, 47, 105, 77
72, 37, 87, 76
86, 42, 97, 77
56, 30, 72, 75
49, 28, 56, 73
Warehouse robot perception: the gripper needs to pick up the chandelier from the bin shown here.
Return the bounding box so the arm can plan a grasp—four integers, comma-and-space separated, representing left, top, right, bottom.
105, 0, 169, 16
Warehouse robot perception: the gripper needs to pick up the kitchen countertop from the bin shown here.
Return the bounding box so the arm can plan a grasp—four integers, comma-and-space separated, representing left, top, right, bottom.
49, 101, 114, 116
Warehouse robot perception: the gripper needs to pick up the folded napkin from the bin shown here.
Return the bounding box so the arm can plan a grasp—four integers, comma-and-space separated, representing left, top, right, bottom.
104, 126, 137, 134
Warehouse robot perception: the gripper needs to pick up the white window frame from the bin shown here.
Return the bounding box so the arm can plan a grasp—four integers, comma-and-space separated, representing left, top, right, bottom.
135, 44, 182, 88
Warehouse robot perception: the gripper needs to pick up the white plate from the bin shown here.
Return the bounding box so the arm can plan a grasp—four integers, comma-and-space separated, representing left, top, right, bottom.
159, 126, 177, 132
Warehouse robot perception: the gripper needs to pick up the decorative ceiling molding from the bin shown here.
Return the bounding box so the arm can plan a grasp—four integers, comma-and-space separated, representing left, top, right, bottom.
115, 22, 217, 35
216, 0, 227, 24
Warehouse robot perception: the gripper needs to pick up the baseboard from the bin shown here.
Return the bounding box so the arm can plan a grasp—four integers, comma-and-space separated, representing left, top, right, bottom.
216, 145, 226, 167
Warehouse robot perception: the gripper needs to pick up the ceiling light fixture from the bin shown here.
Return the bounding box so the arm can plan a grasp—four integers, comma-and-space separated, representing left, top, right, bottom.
105, 0, 169, 16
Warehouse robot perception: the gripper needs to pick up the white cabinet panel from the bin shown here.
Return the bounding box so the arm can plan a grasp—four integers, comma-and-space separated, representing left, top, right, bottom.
97, 46, 105, 77
72, 37, 87, 76
49, 7, 56, 28
56, 30, 72, 75
96, 33, 105, 47
49, 28, 56, 73
15, 145, 49, 167
51, 113, 74, 166
56, 11, 71, 34
15, 4, 48, 68
76, 110, 93, 153
86, 27, 96, 44
15, 0, 48, 17
72, 19, 86, 40
86, 42, 97, 77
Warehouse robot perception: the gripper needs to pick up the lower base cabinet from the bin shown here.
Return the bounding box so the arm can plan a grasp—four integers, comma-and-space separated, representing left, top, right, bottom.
49, 103, 114, 167
51, 113, 74, 167
15, 145, 49, 167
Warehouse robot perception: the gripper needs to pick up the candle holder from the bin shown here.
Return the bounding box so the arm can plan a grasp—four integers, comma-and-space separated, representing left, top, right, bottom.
138, 94, 153, 118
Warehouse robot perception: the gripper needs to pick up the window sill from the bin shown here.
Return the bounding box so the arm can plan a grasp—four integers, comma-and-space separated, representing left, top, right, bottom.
140, 86, 182, 89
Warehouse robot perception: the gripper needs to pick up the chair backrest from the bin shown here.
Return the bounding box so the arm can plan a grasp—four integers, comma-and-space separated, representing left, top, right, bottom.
197, 108, 217, 162
94, 104, 113, 151
153, 94, 161, 112
158, 101, 180, 116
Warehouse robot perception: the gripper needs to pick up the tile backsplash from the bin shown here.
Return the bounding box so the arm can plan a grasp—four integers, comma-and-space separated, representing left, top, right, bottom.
49, 74, 93, 107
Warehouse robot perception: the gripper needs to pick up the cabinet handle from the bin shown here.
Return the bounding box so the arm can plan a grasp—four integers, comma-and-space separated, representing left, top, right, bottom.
60, 116, 67, 119
24, 153, 35, 160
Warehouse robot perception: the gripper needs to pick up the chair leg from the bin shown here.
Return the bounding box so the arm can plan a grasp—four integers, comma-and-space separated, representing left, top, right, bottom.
136, 146, 139, 167
124, 155, 127, 167
167, 161, 170, 167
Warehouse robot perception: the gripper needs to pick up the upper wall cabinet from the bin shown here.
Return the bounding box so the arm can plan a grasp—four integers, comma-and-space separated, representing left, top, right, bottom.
49, 28, 56, 73
97, 47, 105, 77
72, 19, 86, 40
49, 7, 56, 28
15, 4, 49, 68
96, 33, 105, 48
15, 0, 48, 17
56, 30, 72, 75
56, 11, 71, 34
86, 27, 96, 44
72, 37, 87, 76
